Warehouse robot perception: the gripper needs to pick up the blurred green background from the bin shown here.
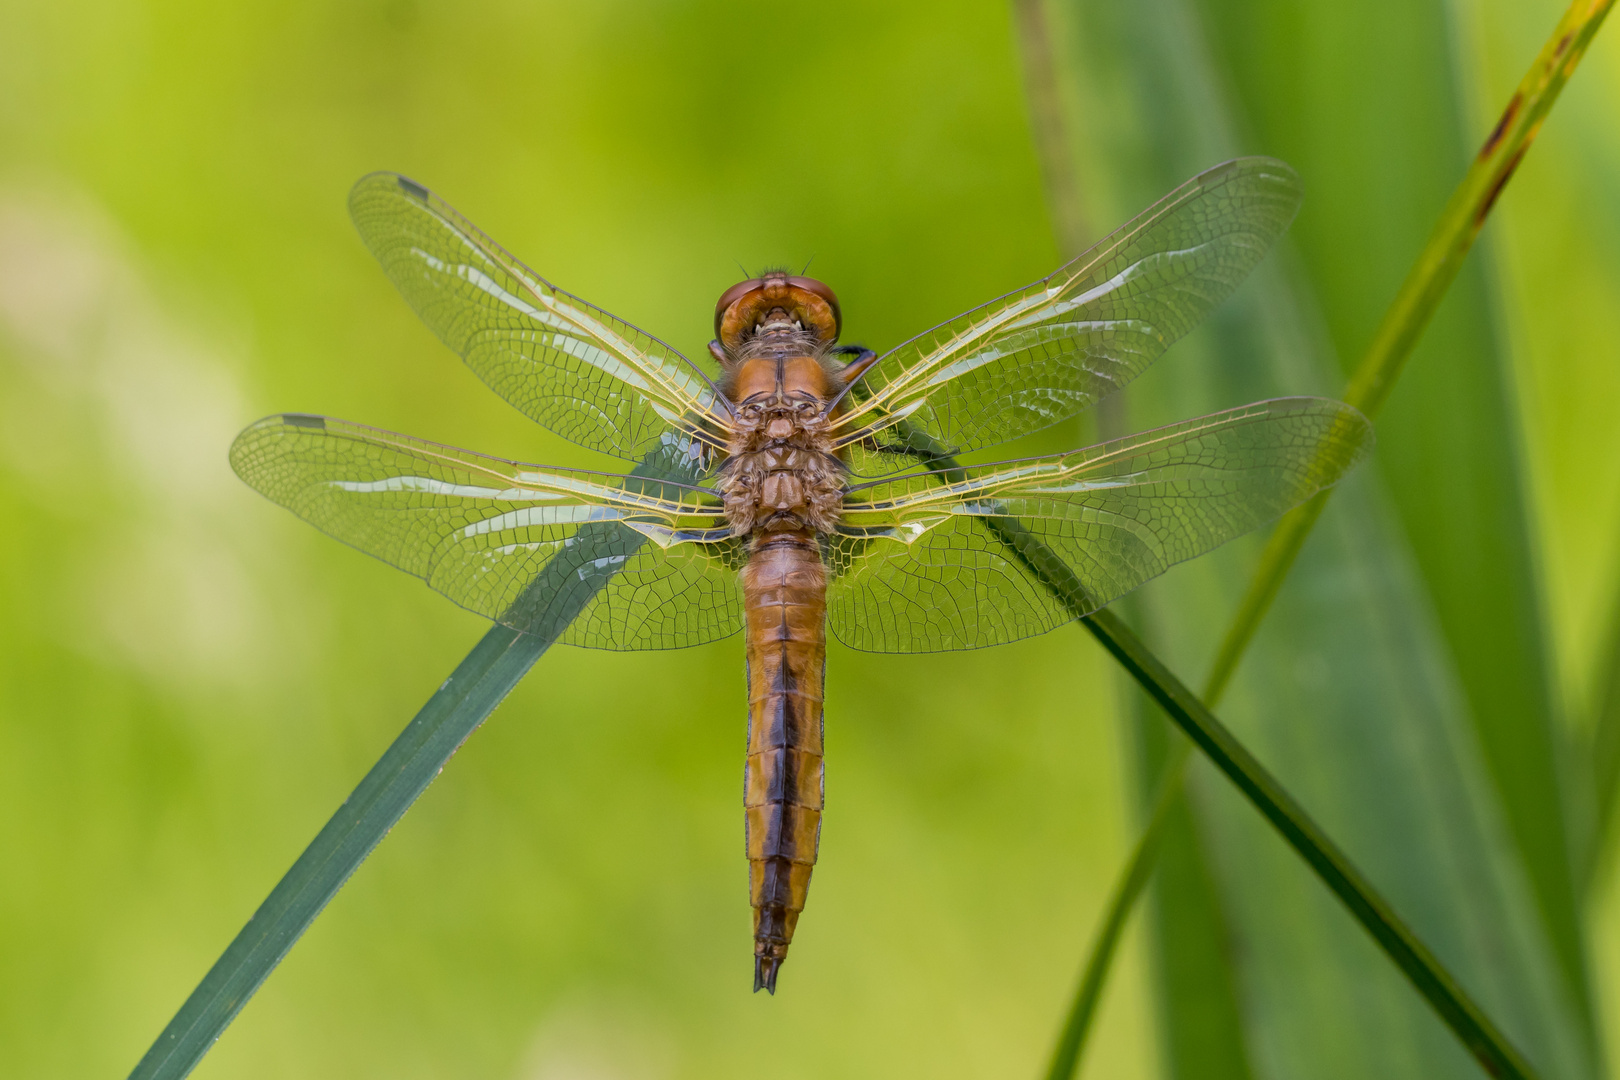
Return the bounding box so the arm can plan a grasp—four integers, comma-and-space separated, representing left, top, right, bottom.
0, 1, 1617, 1078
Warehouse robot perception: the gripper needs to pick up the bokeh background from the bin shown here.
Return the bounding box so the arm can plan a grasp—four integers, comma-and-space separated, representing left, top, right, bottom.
0, 1, 1617, 1078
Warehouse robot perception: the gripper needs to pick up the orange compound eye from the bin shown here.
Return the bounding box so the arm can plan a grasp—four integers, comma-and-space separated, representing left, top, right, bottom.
714, 272, 841, 350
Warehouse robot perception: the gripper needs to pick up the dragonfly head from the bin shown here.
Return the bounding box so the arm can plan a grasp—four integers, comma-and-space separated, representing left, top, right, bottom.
714, 271, 840, 352
714, 272, 846, 416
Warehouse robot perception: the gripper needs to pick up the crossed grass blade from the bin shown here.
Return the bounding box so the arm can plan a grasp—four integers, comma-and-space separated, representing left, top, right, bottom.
1034, 0, 1615, 1076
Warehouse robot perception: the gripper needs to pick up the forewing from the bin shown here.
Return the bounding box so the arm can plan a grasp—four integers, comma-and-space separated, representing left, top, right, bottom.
349, 173, 730, 461
230, 414, 744, 650
828, 398, 1371, 652
832, 158, 1303, 456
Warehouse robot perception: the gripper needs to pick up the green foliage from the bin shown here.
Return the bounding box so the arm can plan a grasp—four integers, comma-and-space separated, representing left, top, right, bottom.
1, 1, 1618, 1079
130, 625, 552, 1080
1027, 0, 1617, 1076
0, 9, 1139, 1078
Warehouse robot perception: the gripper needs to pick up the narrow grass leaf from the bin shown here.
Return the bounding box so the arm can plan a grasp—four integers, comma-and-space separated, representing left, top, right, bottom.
1583, 606, 1620, 888
1201, 5, 1611, 1016
127, 624, 549, 1080
1206, 0, 1610, 803
1009, 4, 1259, 1068
1041, 737, 1191, 1080
126, 454, 689, 1080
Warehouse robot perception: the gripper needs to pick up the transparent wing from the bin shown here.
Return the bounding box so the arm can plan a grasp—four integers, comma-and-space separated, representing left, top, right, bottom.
831, 158, 1303, 456
230, 414, 745, 650
349, 173, 732, 461
827, 398, 1371, 652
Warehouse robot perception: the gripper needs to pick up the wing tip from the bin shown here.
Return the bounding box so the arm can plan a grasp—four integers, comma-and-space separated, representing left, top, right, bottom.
1194, 156, 1303, 216
1215, 154, 1301, 185
227, 413, 329, 478
1260, 395, 1376, 460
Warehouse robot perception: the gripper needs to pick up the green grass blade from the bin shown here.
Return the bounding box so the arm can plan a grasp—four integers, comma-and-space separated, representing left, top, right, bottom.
127, 622, 549, 1080
1582, 607, 1620, 889
126, 452, 687, 1079
1042, 739, 1190, 1080
1205, 0, 1615, 715
1201, 1, 1609, 1008
1011, 1, 1266, 1073
890, 412, 1545, 1079
1018, 0, 1613, 1073
1011, 4, 1253, 1068
1080, 607, 1543, 1080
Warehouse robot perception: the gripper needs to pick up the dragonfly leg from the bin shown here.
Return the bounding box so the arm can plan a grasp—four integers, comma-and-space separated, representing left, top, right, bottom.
830, 345, 879, 386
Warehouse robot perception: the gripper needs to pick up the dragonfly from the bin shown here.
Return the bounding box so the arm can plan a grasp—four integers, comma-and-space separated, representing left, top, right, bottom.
230, 156, 1372, 994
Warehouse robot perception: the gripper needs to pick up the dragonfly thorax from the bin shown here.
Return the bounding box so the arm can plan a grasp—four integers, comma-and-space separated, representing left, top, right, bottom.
718, 357, 844, 538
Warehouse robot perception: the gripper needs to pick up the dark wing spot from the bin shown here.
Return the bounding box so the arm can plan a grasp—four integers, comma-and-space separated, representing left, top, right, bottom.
396, 175, 430, 201
283, 413, 326, 430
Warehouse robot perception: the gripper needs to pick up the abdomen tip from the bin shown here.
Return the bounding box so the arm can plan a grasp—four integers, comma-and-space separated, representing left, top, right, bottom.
754, 954, 783, 994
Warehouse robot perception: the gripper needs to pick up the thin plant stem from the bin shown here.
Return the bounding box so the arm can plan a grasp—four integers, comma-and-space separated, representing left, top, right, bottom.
1043, 738, 1190, 1080
1012, 0, 1093, 256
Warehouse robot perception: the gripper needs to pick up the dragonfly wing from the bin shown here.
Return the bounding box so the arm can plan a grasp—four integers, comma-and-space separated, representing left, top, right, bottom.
828, 397, 1371, 652
349, 173, 731, 461
231, 414, 744, 650
832, 158, 1303, 456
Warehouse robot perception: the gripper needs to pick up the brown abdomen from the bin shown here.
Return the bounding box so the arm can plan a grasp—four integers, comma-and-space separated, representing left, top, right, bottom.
741, 532, 827, 994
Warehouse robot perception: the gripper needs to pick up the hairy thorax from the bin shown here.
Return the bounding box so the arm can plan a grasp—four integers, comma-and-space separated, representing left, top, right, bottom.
717, 342, 846, 538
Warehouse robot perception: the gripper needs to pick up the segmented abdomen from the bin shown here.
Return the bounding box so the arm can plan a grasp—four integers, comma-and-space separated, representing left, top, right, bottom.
741, 532, 827, 994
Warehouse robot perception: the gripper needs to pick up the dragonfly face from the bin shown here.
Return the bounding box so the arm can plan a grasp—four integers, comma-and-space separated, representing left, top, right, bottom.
714, 271, 841, 348
230, 158, 1375, 994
